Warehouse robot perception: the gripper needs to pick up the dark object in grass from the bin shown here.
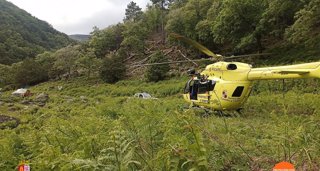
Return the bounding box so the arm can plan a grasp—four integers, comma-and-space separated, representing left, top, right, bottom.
0, 115, 20, 129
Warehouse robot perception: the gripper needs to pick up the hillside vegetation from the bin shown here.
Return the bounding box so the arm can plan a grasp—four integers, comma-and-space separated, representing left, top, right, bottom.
1, 0, 319, 88
69, 34, 91, 42
0, 0, 72, 65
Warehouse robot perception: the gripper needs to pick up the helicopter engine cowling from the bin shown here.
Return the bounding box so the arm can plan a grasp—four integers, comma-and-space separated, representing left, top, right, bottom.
201, 62, 252, 81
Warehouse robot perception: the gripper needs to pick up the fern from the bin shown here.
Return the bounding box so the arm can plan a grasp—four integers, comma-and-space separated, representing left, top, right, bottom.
97, 121, 140, 170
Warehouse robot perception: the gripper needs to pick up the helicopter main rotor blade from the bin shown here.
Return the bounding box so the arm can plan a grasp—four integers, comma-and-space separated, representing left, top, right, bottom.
224, 53, 272, 59
130, 58, 213, 68
129, 53, 272, 67
170, 33, 217, 58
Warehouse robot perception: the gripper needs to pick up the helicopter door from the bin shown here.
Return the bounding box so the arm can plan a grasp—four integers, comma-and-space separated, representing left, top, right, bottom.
197, 80, 215, 103
190, 80, 199, 100
184, 79, 198, 100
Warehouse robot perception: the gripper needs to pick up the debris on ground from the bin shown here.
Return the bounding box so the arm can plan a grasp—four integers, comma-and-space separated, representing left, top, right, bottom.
36, 93, 49, 103
133, 92, 157, 99
12, 88, 32, 97
20, 99, 32, 105
57, 86, 63, 91
34, 93, 49, 107
80, 96, 88, 103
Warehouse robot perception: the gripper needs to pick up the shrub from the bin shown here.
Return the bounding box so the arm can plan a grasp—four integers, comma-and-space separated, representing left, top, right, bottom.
100, 53, 126, 83
14, 58, 48, 86
145, 50, 170, 82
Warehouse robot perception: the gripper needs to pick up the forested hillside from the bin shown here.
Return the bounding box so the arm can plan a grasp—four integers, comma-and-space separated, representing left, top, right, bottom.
0, 0, 72, 65
69, 34, 90, 42
1, 0, 319, 88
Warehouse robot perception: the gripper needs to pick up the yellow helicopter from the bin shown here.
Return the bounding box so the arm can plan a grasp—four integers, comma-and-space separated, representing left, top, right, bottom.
134, 33, 320, 112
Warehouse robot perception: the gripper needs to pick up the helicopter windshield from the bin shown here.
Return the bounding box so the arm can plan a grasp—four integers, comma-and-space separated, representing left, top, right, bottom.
184, 79, 216, 100
198, 80, 216, 94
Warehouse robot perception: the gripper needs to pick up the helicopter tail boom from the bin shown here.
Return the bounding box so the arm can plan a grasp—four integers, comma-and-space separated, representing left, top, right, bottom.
248, 62, 320, 80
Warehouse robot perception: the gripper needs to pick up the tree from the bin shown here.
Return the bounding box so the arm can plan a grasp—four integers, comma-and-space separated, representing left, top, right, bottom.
100, 53, 126, 83
151, 0, 174, 9
124, 1, 143, 22
51, 45, 81, 79
35, 51, 55, 79
258, 0, 305, 40
212, 0, 266, 52
89, 24, 125, 58
121, 22, 148, 56
166, 0, 215, 43
285, 0, 320, 46
77, 48, 102, 78
141, 5, 162, 32
145, 51, 169, 82
14, 59, 47, 86
0, 64, 14, 87
150, 0, 175, 43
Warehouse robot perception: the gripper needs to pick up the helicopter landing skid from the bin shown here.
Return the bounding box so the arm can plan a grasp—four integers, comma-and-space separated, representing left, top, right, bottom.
186, 106, 239, 117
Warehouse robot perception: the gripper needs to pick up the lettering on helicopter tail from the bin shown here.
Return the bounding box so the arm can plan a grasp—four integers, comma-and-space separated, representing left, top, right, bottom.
222, 90, 228, 99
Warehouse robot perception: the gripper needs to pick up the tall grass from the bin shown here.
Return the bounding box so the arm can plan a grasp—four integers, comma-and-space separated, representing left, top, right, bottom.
0, 77, 319, 170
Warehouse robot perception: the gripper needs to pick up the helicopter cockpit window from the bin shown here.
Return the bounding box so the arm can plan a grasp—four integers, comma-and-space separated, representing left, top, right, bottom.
198, 80, 216, 94
227, 64, 237, 70
198, 83, 207, 94
207, 80, 216, 91
232, 86, 244, 97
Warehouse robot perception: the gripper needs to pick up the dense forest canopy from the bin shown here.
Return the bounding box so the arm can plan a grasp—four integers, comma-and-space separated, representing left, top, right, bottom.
0, 0, 319, 88
0, 0, 73, 65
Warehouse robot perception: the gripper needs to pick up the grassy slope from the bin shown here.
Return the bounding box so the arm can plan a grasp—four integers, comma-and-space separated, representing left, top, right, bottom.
0, 77, 320, 170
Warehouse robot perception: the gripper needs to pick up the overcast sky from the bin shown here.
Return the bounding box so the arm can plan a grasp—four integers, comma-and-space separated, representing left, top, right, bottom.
7, 0, 150, 35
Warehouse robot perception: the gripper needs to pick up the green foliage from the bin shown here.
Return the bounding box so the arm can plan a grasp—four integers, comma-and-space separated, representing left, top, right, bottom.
145, 51, 170, 82
212, 0, 266, 52
285, 0, 320, 46
100, 53, 126, 83
141, 6, 163, 32
89, 24, 125, 58
35, 51, 56, 78
259, 0, 304, 39
0, 0, 72, 65
120, 22, 148, 55
76, 48, 102, 78
14, 58, 47, 86
165, 0, 319, 57
166, 0, 216, 49
51, 45, 81, 79
0, 64, 14, 87
124, 1, 143, 22
151, 0, 174, 9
